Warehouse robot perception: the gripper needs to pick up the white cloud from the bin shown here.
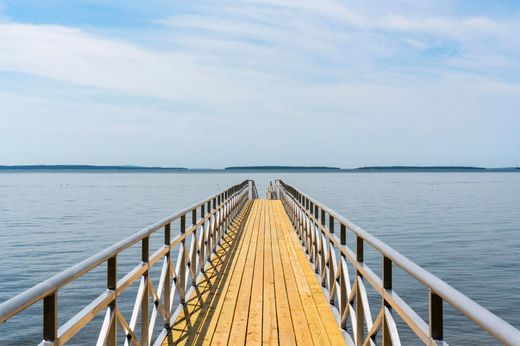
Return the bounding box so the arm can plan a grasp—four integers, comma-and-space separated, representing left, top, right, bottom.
0, 23, 253, 108
385, 15, 506, 35
0, 0, 519, 166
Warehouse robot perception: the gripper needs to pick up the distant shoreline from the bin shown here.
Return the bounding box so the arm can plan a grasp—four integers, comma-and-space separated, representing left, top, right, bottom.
0, 165, 518, 173
225, 166, 341, 171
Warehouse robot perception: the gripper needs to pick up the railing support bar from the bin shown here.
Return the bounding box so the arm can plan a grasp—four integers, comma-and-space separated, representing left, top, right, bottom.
142, 236, 149, 346
43, 293, 58, 344
430, 291, 443, 341
355, 236, 364, 345
382, 256, 392, 346
163, 223, 171, 329
107, 256, 117, 346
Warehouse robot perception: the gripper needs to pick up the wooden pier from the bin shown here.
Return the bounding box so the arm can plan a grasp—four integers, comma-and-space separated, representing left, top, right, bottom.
167, 199, 344, 345
1, 179, 519, 345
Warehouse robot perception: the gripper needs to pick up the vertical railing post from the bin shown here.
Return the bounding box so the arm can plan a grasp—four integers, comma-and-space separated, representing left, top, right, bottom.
382, 256, 392, 346
340, 224, 346, 245
356, 236, 364, 260
340, 223, 347, 329
211, 199, 217, 253
200, 204, 207, 270
293, 196, 298, 226
314, 205, 320, 255
205, 198, 210, 257
220, 192, 224, 232
383, 256, 392, 291
319, 208, 326, 284
356, 236, 364, 345
291, 195, 296, 226
309, 201, 320, 268
217, 195, 222, 239
200, 203, 210, 260
223, 191, 228, 230
163, 223, 171, 329
291, 192, 298, 236
43, 292, 58, 345
430, 291, 443, 341
180, 215, 186, 302
228, 190, 233, 221
314, 205, 320, 273
297, 195, 303, 238
107, 256, 117, 346
142, 236, 149, 345
229, 190, 234, 222
305, 198, 311, 254
207, 200, 213, 259
218, 195, 223, 244
191, 208, 197, 284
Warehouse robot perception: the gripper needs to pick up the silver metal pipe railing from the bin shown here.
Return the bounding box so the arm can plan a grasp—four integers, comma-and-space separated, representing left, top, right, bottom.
277, 179, 520, 346
0, 180, 257, 345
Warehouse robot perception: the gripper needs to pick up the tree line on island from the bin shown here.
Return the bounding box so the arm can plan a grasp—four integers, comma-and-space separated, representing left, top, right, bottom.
0, 165, 518, 171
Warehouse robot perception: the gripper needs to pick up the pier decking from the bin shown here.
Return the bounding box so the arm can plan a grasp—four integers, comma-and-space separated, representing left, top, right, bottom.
167, 199, 344, 345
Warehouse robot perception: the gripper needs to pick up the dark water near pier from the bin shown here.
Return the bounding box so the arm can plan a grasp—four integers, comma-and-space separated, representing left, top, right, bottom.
0, 172, 519, 345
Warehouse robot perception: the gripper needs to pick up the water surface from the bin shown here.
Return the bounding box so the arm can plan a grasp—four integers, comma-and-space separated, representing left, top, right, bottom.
0, 172, 518, 345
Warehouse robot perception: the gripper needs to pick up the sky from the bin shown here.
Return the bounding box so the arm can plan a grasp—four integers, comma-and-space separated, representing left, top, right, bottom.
0, 0, 519, 168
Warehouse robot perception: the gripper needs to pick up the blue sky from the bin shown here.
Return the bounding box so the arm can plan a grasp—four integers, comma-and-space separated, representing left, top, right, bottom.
0, 0, 519, 167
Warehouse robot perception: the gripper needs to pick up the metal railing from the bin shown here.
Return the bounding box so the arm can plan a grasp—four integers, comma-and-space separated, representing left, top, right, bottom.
0, 180, 255, 345
276, 180, 520, 346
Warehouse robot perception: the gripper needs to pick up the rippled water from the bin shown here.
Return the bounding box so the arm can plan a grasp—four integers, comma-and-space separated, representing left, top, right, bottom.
0, 172, 519, 345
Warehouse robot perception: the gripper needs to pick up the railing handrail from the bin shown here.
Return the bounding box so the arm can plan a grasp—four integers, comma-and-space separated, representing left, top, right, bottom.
0, 179, 252, 324
277, 180, 520, 345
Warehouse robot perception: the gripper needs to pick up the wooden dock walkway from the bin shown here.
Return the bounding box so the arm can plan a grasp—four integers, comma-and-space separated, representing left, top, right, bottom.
3, 180, 516, 345
165, 199, 345, 345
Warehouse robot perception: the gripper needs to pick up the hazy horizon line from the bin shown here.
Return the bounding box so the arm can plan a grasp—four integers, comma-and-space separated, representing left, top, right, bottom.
1, 164, 518, 171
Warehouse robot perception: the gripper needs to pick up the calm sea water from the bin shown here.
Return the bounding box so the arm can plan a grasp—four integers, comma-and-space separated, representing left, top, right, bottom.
0, 172, 519, 345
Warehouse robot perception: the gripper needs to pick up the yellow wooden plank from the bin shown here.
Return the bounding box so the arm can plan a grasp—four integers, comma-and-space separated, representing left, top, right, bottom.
277, 200, 345, 345
268, 200, 297, 346
275, 201, 333, 346
209, 200, 261, 345
245, 199, 265, 344
226, 199, 262, 344
166, 200, 253, 345
262, 201, 279, 345
288, 228, 346, 345
272, 202, 315, 346
187, 199, 257, 345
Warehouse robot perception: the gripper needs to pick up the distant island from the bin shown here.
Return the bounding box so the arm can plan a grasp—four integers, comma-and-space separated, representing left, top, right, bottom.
354, 166, 486, 171
0, 165, 518, 172
0, 165, 188, 171
225, 166, 341, 171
